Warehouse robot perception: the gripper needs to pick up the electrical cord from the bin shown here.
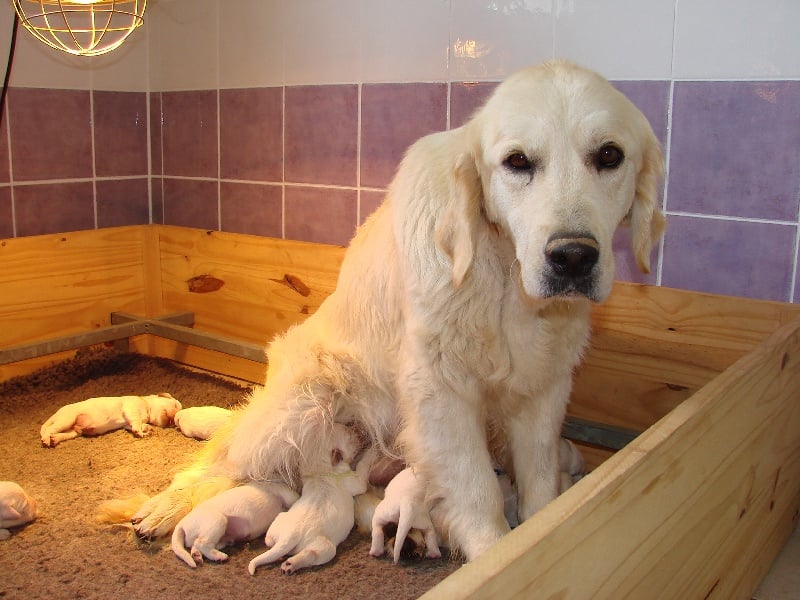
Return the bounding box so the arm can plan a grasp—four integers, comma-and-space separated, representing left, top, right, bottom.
0, 11, 19, 128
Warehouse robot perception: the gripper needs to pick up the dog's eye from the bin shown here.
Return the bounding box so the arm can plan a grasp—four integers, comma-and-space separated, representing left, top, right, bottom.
503, 152, 533, 172
594, 144, 624, 170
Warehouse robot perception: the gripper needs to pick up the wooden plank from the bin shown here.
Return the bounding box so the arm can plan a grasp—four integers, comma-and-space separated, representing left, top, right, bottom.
0, 227, 148, 348
423, 316, 800, 599
142, 336, 267, 384
155, 226, 345, 345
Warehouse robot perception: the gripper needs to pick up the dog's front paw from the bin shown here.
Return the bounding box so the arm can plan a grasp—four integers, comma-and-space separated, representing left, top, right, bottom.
133, 424, 153, 438
280, 559, 298, 575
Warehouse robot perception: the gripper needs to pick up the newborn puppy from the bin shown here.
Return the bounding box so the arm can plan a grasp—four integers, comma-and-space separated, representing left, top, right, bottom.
40, 393, 181, 447
248, 426, 373, 575
174, 406, 233, 440
369, 468, 441, 563
0, 481, 37, 540
171, 481, 298, 567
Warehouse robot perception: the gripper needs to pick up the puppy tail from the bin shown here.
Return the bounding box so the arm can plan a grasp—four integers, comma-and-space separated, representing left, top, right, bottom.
393, 501, 415, 564
248, 540, 290, 575
170, 524, 197, 568
95, 493, 151, 524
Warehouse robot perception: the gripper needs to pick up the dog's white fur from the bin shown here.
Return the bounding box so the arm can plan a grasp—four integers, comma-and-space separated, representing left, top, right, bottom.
122, 60, 664, 561
171, 480, 298, 567
247, 427, 372, 575
40, 393, 181, 447
174, 406, 233, 441
370, 468, 441, 563
0, 481, 37, 540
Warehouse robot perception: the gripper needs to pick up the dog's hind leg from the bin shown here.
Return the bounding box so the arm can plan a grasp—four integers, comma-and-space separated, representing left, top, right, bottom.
280, 536, 336, 574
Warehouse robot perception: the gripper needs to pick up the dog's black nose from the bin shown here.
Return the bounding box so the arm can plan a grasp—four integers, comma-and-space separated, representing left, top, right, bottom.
545, 237, 599, 278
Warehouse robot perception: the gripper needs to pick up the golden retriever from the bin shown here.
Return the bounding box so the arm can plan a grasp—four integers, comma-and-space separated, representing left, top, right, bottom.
117, 60, 664, 562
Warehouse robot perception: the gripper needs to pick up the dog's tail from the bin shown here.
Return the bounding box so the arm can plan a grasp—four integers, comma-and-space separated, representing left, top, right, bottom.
95, 493, 151, 524
393, 500, 416, 564
170, 524, 197, 568
247, 537, 293, 575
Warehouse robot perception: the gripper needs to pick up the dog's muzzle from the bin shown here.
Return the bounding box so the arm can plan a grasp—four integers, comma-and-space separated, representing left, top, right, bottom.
542, 233, 600, 300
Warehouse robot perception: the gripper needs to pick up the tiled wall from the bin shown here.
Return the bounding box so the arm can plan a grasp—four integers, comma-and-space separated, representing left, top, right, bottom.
1, 0, 799, 303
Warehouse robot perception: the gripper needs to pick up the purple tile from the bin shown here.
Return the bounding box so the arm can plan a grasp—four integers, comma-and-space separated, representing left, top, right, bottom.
220, 182, 282, 237
611, 80, 670, 148
360, 83, 447, 188
161, 91, 218, 178
450, 81, 498, 129
93, 91, 148, 177
0, 186, 11, 237
360, 189, 385, 225
220, 88, 283, 182
612, 225, 659, 285
8, 88, 92, 181
0, 114, 9, 183
661, 214, 795, 302
284, 85, 358, 186
96, 178, 150, 227
151, 177, 164, 224
162, 178, 218, 230
668, 81, 800, 221
14, 182, 95, 236
150, 93, 163, 176
285, 186, 356, 246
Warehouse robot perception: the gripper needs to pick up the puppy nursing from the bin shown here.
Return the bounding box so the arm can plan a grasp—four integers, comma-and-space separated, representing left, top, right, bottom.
248, 425, 372, 575
40, 393, 181, 447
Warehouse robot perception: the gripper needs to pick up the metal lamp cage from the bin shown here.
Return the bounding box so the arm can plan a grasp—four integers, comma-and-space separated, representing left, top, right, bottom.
11, 0, 146, 57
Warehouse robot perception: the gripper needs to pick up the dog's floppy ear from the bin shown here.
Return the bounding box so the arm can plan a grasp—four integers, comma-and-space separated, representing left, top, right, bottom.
435, 152, 483, 287
626, 130, 666, 273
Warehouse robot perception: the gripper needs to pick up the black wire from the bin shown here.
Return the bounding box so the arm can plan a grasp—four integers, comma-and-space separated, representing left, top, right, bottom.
0, 12, 19, 129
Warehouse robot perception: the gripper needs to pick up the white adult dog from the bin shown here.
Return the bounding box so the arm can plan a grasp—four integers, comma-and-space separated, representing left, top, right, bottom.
125, 60, 664, 561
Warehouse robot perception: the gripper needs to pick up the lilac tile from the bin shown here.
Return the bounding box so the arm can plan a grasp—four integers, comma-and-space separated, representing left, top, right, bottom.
284, 85, 358, 186
450, 81, 498, 129
220, 182, 282, 238
161, 91, 218, 178
360, 83, 447, 188
96, 178, 150, 227
162, 178, 218, 230
93, 91, 148, 177
0, 186, 11, 237
360, 189, 385, 225
0, 115, 9, 183
220, 87, 283, 182
8, 89, 92, 181
14, 182, 95, 236
612, 225, 659, 285
151, 177, 164, 224
661, 214, 795, 302
150, 93, 163, 176
668, 81, 800, 221
285, 186, 356, 246
611, 80, 670, 147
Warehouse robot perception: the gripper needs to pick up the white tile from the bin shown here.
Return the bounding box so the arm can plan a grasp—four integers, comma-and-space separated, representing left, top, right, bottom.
451, 0, 554, 82
360, 0, 450, 83
148, 0, 219, 91
9, 27, 93, 89
674, 0, 800, 79
554, 0, 674, 80
282, 0, 361, 85
218, 0, 285, 88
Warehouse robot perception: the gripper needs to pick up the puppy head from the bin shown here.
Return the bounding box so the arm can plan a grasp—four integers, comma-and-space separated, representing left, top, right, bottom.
438, 60, 665, 302
146, 393, 182, 427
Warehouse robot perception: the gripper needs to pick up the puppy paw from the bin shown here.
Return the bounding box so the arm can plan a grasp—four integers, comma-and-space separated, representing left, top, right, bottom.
280, 559, 297, 575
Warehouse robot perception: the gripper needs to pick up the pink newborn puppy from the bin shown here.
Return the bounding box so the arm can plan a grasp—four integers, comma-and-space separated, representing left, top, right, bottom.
174, 406, 233, 440
370, 468, 441, 563
0, 482, 37, 540
171, 481, 299, 567
248, 426, 373, 575
40, 393, 182, 447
